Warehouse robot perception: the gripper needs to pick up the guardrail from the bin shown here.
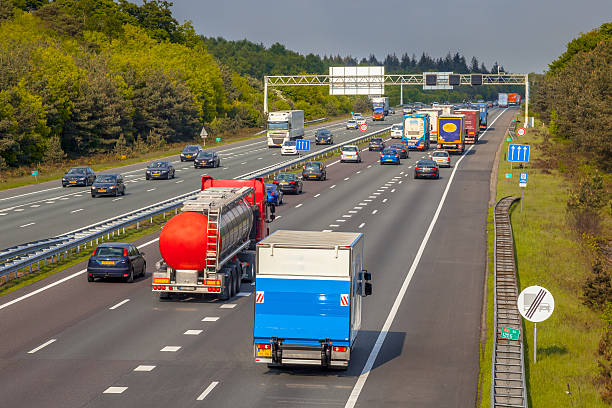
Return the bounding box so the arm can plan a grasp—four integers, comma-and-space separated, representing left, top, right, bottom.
0, 125, 391, 285
491, 196, 528, 408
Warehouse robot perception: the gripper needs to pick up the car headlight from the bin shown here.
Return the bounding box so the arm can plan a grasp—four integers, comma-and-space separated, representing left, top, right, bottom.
110, 186, 116, 189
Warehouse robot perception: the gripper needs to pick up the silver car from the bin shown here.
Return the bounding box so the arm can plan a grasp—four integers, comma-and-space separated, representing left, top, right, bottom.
430, 150, 451, 167
346, 120, 358, 130
340, 145, 362, 163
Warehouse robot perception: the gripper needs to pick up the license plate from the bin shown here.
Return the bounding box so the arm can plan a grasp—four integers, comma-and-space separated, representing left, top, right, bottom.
101, 260, 115, 265
152, 173, 159, 176
178, 286, 195, 291
69, 181, 76, 183
310, 175, 317, 178
98, 189, 106, 192
280, 182, 288, 185
186, 156, 192, 158
257, 349, 272, 357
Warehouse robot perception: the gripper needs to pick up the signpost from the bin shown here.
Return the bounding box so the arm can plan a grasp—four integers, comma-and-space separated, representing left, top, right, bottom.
31, 170, 38, 183
359, 123, 368, 132
517, 285, 555, 363
200, 127, 208, 146
519, 172, 527, 211
215, 137, 221, 142
517, 128, 525, 137
500, 327, 520, 341
504, 173, 512, 179
295, 139, 310, 152
508, 144, 530, 163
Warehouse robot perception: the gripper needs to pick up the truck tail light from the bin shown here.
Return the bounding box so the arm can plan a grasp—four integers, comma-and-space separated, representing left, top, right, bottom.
333, 346, 347, 352
256, 344, 271, 349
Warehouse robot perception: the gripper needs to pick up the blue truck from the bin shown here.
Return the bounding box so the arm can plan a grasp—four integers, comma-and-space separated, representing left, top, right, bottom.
402, 114, 430, 150
472, 102, 488, 130
253, 230, 371, 369
437, 115, 465, 154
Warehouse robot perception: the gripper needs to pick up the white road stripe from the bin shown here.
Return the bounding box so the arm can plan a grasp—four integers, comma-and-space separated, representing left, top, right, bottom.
196, 381, 219, 401
176, 180, 184, 183
330, 185, 336, 189
184, 330, 203, 335
19, 222, 35, 228
358, 223, 365, 229
382, 198, 388, 203
27, 339, 56, 354
322, 229, 333, 232
112, 197, 122, 201
314, 194, 320, 198
371, 210, 378, 214
30, 204, 40, 208
0, 186, 61, 202
14, 208, 24, 212
134, 365, 156, 372
342, 214, 352, 218
0, 213, 6, 216
391, 189, 396, 192
335, 219, 346, 223
146, 188, 156, 192
109, 299, 130, 310
344, 177, 350, 181
329, 224, 340, 227
160, 346, 181, 352
71, 209, 83, 213
295, 203, 303, 208
202, 317, 220, 322
220, 304, 236, 309
103, 387, 127, 394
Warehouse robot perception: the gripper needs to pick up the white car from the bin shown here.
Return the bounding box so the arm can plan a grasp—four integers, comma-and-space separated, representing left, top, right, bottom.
340, 145, 362, 163
281, 140, 298, 155
346, 120, 358, 130
390, 124, 403, 138
430, 150, 451, 167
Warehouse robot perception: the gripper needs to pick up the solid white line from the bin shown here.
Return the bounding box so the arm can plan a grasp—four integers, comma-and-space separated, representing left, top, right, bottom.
0, 213, 6, 216
103, 386, 127, 394
314, 194, 320, 198
27, 339, 56, 354
71, 209, 83, 213
0, 186, 62, 202
295, 203, 303, 208
344, 108, 507, 408
19, 222, 35, 228
202, 317, 220, 322
134, 365, 156, 372
358, 223, 365, 229
109, 299, 130, 310
196, 381, 219, 401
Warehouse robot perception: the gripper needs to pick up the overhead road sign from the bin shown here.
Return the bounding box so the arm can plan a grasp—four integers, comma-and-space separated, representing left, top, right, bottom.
508, 144, 530, 163
423, 72, 453, 90
329, 66, 384, 95
296, 139, 310, 151
518, 285, 554, 323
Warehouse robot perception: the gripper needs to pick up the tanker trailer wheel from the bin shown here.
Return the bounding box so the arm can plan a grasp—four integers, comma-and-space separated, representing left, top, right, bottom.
219, 268, 234, 301
233, 264, 241, 294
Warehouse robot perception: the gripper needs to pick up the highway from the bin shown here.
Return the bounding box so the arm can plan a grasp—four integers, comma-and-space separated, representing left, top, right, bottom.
0, 107, 512, 407
0, 114, 400, 249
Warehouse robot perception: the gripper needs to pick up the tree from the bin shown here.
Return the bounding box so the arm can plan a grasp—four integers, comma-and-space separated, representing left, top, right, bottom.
114, 132, 129, 157
470, 56, 480, 72
0, 0, 13, 21
43, 135, 66, 163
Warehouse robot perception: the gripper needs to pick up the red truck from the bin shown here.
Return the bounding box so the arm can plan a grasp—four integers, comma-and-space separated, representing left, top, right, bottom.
508, 93, 521, 106
372, 108, 385, 121
153, 176, 274, 300
454, 109, 480, 144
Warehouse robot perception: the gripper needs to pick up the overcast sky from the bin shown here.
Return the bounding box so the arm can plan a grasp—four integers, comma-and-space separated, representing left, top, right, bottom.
167, 0, 611, 74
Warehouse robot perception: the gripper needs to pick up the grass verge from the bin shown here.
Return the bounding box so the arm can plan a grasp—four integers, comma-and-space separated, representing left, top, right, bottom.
479, 119, 607, 407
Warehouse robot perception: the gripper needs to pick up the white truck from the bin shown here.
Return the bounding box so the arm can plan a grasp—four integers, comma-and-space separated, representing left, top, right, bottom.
498, 93, 508, 108
438, 104, 455, 116
371, 97, 389, 116
267, 110, 305, 147
416, 108, 443, 143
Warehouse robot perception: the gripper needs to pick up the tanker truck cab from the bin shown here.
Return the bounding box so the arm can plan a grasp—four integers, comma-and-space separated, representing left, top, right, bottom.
254, 230, 372, 369
153, 177, 273, 301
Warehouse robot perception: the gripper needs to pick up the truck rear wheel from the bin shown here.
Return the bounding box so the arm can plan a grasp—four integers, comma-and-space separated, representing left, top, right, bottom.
219, 269, 233, 300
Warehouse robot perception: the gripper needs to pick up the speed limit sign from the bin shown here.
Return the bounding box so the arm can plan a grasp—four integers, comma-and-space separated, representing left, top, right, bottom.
517, 128, 525, 136
360, 123, 368, 132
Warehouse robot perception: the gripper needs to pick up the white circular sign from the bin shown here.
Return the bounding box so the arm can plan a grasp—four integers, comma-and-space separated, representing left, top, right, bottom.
517, 285, 554, 322
360, 123, 368, 132
517, 128, 525, 136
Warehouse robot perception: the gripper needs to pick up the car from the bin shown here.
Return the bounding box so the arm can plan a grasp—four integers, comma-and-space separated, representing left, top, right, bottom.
380, 148, 401, 165
356, 118, 367, 126
414, 159, 440, 179
146, 161, 175, 180
352, 113, 363, 120
340, 145, 362, 163
369, 137, 385, 151
281, 140, 298, 155
265, 183, 284, 205
62, 167, 96, 187
390, 124, 403, 139
389, 143, 409, 159
91, 174, 125, 197
194, 150, 220, 168
430, 150, 451, 167
87, 242, 146, 283
388, 107, 395, 114
402, 107, 414, 114
302, 161, 326, 181
315, 129, 334, 145
488, 101, 493, 108
274, 172, 303, 194
346, 120, 358, 130
180, 144, 202, 161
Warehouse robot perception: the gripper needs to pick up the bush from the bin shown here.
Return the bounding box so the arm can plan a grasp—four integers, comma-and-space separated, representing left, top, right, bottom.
598, 302, 612, 402
567, 172, 608, 234
584, 260, 612, 310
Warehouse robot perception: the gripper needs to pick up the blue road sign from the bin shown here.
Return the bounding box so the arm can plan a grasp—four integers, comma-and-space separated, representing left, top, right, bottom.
520, 172, 527, 182
296, 139, 310, 151
508, 144, 530, 163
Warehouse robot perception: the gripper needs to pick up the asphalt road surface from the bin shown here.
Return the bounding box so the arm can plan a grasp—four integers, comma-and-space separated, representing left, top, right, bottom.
0, 107, 512, 407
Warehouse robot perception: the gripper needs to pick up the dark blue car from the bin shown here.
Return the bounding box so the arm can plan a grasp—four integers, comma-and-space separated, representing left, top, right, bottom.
380, 148, 401, 165
87, 243, 146, 283
266, 184, 284, 205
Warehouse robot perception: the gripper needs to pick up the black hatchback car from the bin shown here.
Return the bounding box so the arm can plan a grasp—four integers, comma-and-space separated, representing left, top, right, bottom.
146, 161, 175, 180
369, 138, 385, 151
414, 160, 440, 179
315, 129, 334, 145
91, 174, 126, 197
194, 151, 220, 168
62, 167, 96, 187
180, 144, 202, 161
274, 172, 303, 194
87, 243, 146, 282
390, 143, 409, 159
302, 161, 326, 181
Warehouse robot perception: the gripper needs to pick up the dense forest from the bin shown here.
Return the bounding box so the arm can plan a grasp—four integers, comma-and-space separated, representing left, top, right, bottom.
0, 0, 514, 169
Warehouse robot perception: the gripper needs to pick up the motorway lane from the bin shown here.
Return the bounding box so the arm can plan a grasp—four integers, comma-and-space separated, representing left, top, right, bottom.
0, 108, 511, 408
0, 113, 403, 248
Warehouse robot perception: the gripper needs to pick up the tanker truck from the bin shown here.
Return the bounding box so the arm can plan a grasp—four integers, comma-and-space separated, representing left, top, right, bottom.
152, 176, 274, 300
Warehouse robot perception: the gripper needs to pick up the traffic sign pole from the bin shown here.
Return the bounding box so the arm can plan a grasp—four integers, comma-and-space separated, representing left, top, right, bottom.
534, 323, 537, 363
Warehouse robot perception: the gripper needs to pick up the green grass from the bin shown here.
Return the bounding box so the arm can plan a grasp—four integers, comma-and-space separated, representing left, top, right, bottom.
479, 120, 607, 407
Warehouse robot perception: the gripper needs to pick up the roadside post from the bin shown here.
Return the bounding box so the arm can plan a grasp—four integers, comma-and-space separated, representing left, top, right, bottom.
359, 123, 368, 132
517, 285, 555, 363
508, 143, 530, 170
296, 139, 310, 156
200, 127, 208, 146
31, 170, 38, 183
519, 172, 527, 212
517, 128, 525, 137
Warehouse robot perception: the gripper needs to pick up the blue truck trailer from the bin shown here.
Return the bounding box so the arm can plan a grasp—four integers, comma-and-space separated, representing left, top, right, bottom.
402, 114, 430, 150
437, 115, 465, 154
253, 230, 371, 369
472, 102, 488, 130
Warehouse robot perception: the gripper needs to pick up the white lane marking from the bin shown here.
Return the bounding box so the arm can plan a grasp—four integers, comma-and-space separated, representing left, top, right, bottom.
241, 162, 247, 165
134, 365, 156, 372
27, 339, 56, 354
342, 215, 352, 218
146, 188, 156, 192
0, 238, 160, 311
408, 166, 412, 169
196, 381, 219, 401
275, 215, 282, 219
358, 223, 365, 229
364, 199, 372, 202
236, 292, 251, 297
59, 197, 69, 200
314, 194, 320, 198
356, 171, 361, 174
112, 197, 122, 201
30, 204, 40, 208
160, 346, 181, 352
373, 192, 381, 195
330, 185, 336, 189
371, 210, 378, 214
257, 157, 263, 160
182, 167, 189, 170
184, 330, 203, 335
344, 177, 350, 181
400, 172, 404, 175
322, 229, 333, 232
0, 186, 62, 202
109, 299, 130, 310
367, 165, 372, 168
202, 317, 220, 322
103, 387, 127, 394
14, 208, 24, 212
358, 203, 367, 206
335, 219, 346, 223
45, 201, 55, 204
220, 304, 236, 309
344, 108, 508, 408
74, 194, 83, 197
19, 222, 35, 228
176, 180, 184, 183
329, 224, 340, 227
0, 213, 6, 216
71, 209, 84, 213
399, 181, 403, 184
382, 198, 388, 203
380, 186, 389, 189
295, 203, 303, 208
326, 160, 341, 167
391, 189, 396, 192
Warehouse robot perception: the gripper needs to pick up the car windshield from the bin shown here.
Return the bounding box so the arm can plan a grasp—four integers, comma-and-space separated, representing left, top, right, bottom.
348, 120, 356, 124
96, 175, 116, 183
268, 121, 288, 130
95, 247, 125, 257
305, 163, 321, 170
197, 151, 214, 158
148, 162, 168, 168
67, 168, 86, 175
371, 139, 383, 143
183, 146, 199, 152
391, 144, 404, 149
382, 149, 397, 155
283, 141, 296, 146
342, 146, 357, 152
276, 173, 295, 180
432, 152, 448, 157
317, 130, 330, 136
417, 160, 436, 167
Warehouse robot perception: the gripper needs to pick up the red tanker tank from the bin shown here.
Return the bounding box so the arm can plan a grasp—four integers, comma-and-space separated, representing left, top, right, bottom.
159, 212, 210, 271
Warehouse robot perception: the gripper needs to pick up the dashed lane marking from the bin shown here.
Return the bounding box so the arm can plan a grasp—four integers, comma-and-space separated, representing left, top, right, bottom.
330, 184, 336, 189
358, 223, 365, 229
184, 330, 203, 335
19, 222, 35, 228
314, 194, 320, 198
134, 365, 155, 372
236, 292, 251, 297
71, 209, 84, 213
160, 346, 181, 352
335, 219, 347, 223
220, 304, 236, 309
342, 215, 352, 218
30, 204, 40, 208
146, 188, 156, 192
202, 317, 220, 322
391, 189, 396, 192
344, 177, 350, 181
329, 224, 340, 227
196, 381, 219, 401
372, 210, 378, 214
322, 229, 333, 232
109, 299, 130, 310
382, 198, 388, 203
14, 208, 24, 212
295, 203, 303, 208
27, 339, 56, 354
112, 197, 122, 201
103, 387, 127, 394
